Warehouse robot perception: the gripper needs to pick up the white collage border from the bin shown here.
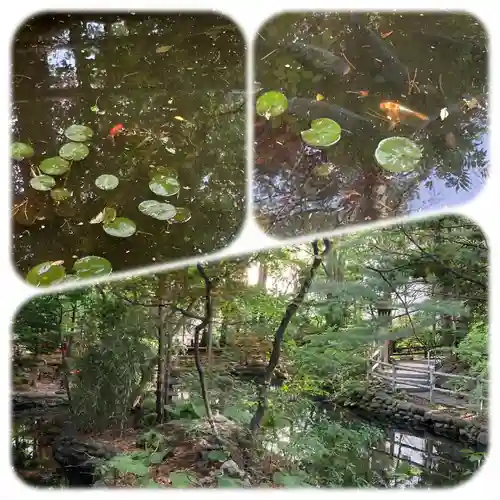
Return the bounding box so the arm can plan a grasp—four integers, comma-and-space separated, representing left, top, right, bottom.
1, 1, 498, 498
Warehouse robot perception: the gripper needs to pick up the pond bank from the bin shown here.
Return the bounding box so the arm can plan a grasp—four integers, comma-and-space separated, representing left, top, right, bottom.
335, 386, 488, 448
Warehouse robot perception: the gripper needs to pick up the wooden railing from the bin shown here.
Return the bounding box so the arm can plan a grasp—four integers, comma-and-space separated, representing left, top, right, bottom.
367, 356, 487, 412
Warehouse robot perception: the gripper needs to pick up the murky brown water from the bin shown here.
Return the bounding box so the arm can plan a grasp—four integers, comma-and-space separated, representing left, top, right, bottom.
254, 12, 488, 238
11, 13, 246, 282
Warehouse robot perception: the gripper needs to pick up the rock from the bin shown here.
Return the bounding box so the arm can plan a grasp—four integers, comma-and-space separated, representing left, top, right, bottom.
477, 431, 488, 446
220, 459, 244, 479
53, 435, 119, 485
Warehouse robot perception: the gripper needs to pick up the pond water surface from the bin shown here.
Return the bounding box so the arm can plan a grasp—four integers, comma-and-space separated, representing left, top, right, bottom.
254, 12, 488, 238
11, 13, 246, 282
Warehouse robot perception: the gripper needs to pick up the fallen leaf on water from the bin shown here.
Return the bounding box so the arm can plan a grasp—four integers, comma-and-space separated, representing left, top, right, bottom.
463, 97, 480, 110
90, 211, 104, 224
440, 107, 449, 121
381, 30, 394, 39
52, 260, 65, 266
156, 45, 172, 54
316, 93, 325, 101
174, 116, 185, 122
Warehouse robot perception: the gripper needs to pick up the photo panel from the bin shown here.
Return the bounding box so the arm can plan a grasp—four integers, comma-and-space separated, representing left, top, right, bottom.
12, 214, 487, 488
11, 12, 246, 287
253, 12, 488, 238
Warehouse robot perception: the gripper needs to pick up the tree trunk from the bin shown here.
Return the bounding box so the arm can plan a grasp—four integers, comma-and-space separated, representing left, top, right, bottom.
155, 274, 167, 423
249, 240, 329, 437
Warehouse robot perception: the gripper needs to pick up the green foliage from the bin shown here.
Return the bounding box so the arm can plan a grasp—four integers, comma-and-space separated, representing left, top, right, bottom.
13, 296, 62, 354
456, 320, 488, 377
217, 475, 244, 487
169, 471, 196, 487
136, 430, 168, 451
206, 449, 230, 462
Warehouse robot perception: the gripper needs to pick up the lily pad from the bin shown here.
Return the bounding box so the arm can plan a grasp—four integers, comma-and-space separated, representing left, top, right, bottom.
103, 217, 136, 238
90, 207, 116, 224
64, 124, 94, 142
313, 163, 334, 177
301, 118, 341, 148
39, 157, 70, 175
138, 200, 176, 220
59, 142, 90, 161
30, 175, 56, 191
50, 187, 72, 202
72, 256, 112, 278
374, 136, 423, 173
26, 261, 66, 287
95, 174, 119, 191
256, 91, 288, 119
11, 142, 34, 161
171, 207, 191, 223
149, 175, 180, 197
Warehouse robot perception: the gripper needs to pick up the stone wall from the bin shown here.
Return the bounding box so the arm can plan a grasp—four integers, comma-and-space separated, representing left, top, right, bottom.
338, 388, 488, 448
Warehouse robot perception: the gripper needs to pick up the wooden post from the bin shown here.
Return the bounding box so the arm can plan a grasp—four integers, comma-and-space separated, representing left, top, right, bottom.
392, 364, 396, 391
429, 365, 434, 403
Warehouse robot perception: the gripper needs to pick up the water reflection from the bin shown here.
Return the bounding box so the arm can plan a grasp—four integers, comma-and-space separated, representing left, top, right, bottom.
11, 13, 246, 279
254, 12, 488, 238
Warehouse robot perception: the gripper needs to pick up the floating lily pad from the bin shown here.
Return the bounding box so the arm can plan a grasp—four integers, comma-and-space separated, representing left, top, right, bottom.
90, 207, 116, 224
256, 91, 288, 119
301, 118, 341, 148
26, 261, 66, 287
72, 256, 112, 278
64, 124, 94, 142
59, 142, 90, 161
171, 207, 191, 223
149, 175, 180, 197
313, 163, 334, 177
50, 187, 72, 202
11, 142, 34, 161
374, 136, 423, 173
30, 175, 56, 191
39, 157, 70, 175
138, 200, 177, 220
103, 217, 136, 238
95, 174, 119, 191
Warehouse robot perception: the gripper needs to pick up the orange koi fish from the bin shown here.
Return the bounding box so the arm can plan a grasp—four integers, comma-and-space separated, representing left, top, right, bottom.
109, 123, 125, 137
379, 101, 429, 123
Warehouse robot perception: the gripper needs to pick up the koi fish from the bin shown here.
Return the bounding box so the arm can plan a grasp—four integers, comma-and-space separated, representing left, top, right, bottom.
379, 101, 429, 123
288, 97, 377, 133
109, 124, 125, 137
283, 41, 351, 76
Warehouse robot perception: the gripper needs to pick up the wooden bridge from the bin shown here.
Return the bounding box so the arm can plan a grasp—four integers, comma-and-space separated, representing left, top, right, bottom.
367, 348, 487, 411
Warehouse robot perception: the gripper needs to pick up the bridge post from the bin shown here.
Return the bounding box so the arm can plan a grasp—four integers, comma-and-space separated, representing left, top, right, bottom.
429, 365, 435, 403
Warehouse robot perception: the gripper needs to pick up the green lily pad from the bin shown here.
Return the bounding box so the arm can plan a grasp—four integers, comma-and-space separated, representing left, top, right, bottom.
103, 217, 136, 238
11, 142, 34, 161
171, 207, 191, 223
256, 91, 288, 119
59, 142, 90, 161
95, 174, 119, 191
39, 156, 70, 175
138, 200, 177, 220
50, 187, 72, 202
374, 136, 423, 173
313, 163, 334, 177
301, 118, 341, 148
30, 175, 56, 191
64, 124, 94, 142
149, 175, 180, 197
26, 261, 66, 287
72, 256, 112, 278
